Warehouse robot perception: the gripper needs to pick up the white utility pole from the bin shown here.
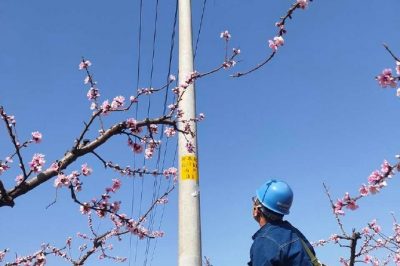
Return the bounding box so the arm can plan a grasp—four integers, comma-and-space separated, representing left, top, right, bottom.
178, 0, 202, 265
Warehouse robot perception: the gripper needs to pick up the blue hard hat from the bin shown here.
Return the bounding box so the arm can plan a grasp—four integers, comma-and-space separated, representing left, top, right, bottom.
256, 179, 293, 215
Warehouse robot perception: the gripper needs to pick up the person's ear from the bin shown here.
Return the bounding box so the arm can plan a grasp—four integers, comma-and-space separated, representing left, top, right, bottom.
253, 206, 261, 219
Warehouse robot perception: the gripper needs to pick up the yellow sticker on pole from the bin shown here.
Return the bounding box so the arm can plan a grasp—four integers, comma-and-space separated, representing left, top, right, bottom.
180, 155, 198, 181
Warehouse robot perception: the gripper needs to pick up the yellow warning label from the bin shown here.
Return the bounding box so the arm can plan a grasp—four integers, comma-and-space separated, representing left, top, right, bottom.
180, 155, 198, 181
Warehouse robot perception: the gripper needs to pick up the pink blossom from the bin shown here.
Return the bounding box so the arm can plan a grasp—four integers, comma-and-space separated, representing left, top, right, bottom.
77, 232, 88, 239
313, 239, 327, 246
177, 109, 184, 118
29, 153, 45, 173
362, 226, 370, 235
126, 118, 137, 129
87, 87, 100, 100
133, 143, 143, 153
220, 30, 231, 41
90, 102, 97, 110
223, 60, 236, 69
369, 219, 381, 233
180, 82, 189, 90
368, 170, 383, 184
126, 118, 142, 134
359, 184, 369, 196
138, 88, 154, 95
110, 201, 121, 213
268, 36, 284, 51
344, 192, 351, 201
145, 147, 154, 159
198, 113, 205, 121
66, 237, 72, 247
101, 100, 111, 115
340, 257, 349, 266
375, 239, 384, 247
346, 199, 358, 210
4, 114, 16, 126
233, 48, 241, 55
376, 69, 397, 88
186, 142, 195, 153
380, 160, 391, 174
163, 167, 177, 178
0, 162, 10, 175
128, 139, 143, 153
334, 199, 345, 215
111, 95, 125, 109
149, 124, 158, 134
164, 127, 176, 137
144, 140, 160, 159
329, 234, 339, 243
80, 202, 91, 214
84, 76, 90, 84
364, 255, 372, 263
49, 162, 59, 171
396, 61, 400, 75
297, 0, 309, 9
35, 252, 46, 266
130, 96, 138, 103
15, 174, 24, 185
31, 131, 42, 143
81, 163, 92, 176
156, 197, 168, 204
369, 184, 380, 194
172, 87, 180, 94
79, 60, 92, 70
0, 249, 8, 262
168, 104, 177, 112
96, 202, 107, 218
394, 253, 400, 265
54, 174, 69, 188
151, 231, 165, 238
169, 74, 176, 81
111, 179, 121, 192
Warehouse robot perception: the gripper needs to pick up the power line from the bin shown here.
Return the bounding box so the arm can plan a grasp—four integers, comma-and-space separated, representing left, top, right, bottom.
194, 0, 208, 60
130, 0, 144, 264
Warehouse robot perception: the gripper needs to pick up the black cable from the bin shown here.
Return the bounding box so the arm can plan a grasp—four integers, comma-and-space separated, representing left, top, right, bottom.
149, 0, 179, 265
194, 0, 208, 60
130, 0, 144, 265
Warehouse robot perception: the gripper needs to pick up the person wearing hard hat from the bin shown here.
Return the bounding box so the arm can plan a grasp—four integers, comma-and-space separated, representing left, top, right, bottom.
248, 179, 320, 266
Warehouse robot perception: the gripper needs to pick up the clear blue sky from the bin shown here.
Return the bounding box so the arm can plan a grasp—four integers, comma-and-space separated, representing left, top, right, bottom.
1, 0, 400, 265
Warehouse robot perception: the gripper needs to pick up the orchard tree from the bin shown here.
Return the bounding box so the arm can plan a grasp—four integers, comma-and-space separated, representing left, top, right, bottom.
312, 46, 400, 266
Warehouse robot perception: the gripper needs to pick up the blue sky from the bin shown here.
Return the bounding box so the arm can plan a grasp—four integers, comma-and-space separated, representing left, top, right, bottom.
1, 0, 400, 265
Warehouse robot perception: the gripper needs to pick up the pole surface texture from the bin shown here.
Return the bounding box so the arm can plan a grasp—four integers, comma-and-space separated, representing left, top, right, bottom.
178, 0, 202, 265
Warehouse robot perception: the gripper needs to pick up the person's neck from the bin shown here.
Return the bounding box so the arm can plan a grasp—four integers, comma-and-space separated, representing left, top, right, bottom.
258, 217, 268, 227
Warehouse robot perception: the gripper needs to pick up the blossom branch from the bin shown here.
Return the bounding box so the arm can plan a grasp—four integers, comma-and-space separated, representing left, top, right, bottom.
232, 0, 312, 77
383, 43, 400, 62
0, 116, 175, 208
323, 182, 348, 237
0, 107, 28, 178
69, 185, 175, 265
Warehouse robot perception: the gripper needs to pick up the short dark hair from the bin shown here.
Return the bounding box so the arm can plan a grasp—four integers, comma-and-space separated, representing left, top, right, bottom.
259, 206, 283, 221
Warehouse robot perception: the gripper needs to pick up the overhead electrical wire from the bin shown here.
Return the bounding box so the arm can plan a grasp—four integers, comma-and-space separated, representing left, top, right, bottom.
143, 0, 162, 264
194, 0, 208, 60
129, 0, 208, 263
129, 0, 144, 265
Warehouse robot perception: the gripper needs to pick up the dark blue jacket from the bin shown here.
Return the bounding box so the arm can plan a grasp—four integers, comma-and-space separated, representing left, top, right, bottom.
248, 220, 315, 266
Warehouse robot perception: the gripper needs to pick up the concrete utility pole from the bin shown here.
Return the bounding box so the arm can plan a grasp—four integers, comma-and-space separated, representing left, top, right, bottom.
178, 0, 202, 265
